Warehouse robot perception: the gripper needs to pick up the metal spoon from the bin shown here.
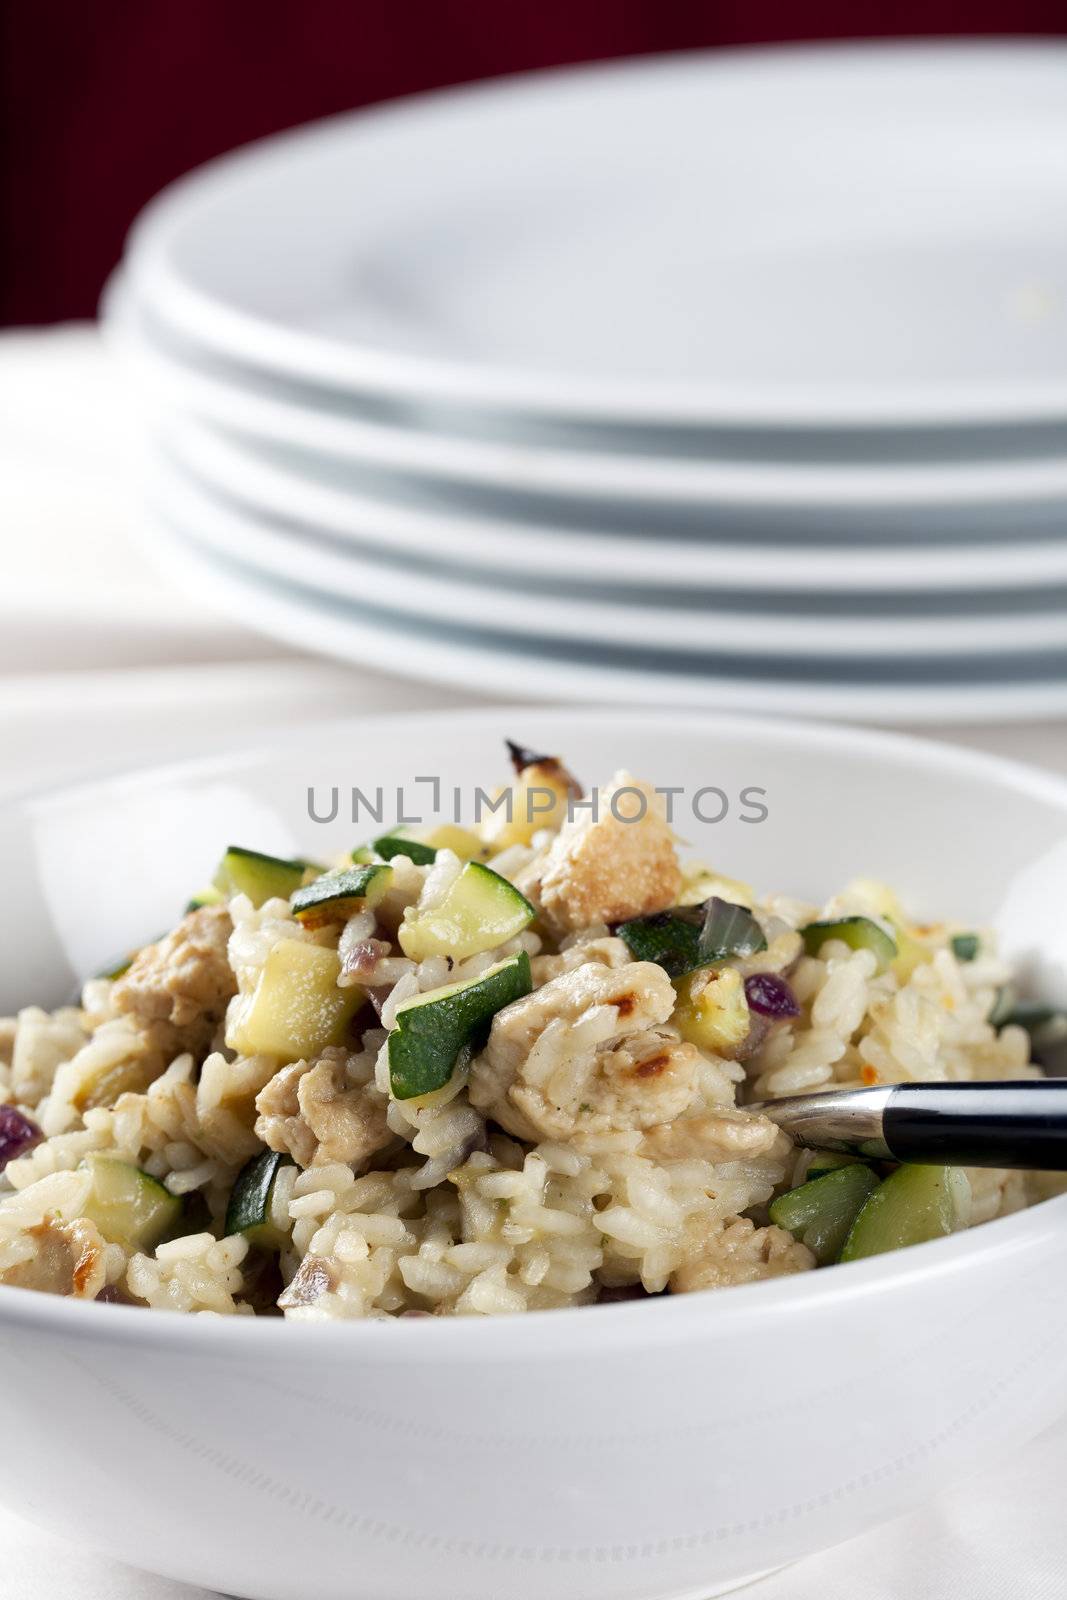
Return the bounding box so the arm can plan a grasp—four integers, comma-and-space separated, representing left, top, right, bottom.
751, 1080, 1067, 1170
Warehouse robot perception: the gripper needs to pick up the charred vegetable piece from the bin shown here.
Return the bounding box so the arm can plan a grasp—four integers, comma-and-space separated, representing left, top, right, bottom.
801, 916, 897, 974
388, 952, 532, 1100
291, 864, 393, 926
951, 933, 980, 963
0, 1106, 42, 1172
80, 1155, 182, 1253
618, 896, 766, 981
839, 1164, 967, 1263
227, 940, 365, 1061
225, 1150, 293, 1251
744, 972, 800, 1018
480, 741, 582, 849
769, 1165, 880, 1265
214, 846, 317, 908
672, 965, 752, 1056
398, 862, 534, 962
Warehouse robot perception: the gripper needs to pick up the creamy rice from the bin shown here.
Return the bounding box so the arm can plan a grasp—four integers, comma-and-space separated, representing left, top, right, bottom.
0, 749, 1048, 1319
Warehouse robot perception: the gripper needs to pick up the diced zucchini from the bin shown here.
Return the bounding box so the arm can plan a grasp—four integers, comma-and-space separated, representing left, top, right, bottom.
398, 862, 534, 962
618, 896, 766, 981
94, 950, 137, 981
617, 911, 703, 977
186, 886, 224, 912
801, 916, 897, 973
227, 939, 365, 1061
225, 1150, 292, 1251
388, 951, 532, 1100
839, 1164, 968, 1263
769, 1165, 880, 1265
80, 1154, 182, 1252
672, 965, 751, 1056
951, 933, 980, 963
676, 865, 755, 909
364, 830, 437, 866
214, 846, 318, 908
291, 864, 393, 927
422, 825, 486, 861
804, 1151, 867, 1181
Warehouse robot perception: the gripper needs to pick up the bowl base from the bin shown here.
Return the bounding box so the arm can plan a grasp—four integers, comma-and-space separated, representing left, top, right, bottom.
647, 1564, 788, 1599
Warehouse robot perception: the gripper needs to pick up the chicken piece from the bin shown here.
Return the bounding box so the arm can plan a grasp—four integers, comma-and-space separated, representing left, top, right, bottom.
255, 1047, 391, 1169
642, 1109, 788, 1163
469, 959, 699, 1144
0, 1216, 107, 1299
111, 905, 236, 1059
538, 772, 681, 932
670, 1217, 815, 1294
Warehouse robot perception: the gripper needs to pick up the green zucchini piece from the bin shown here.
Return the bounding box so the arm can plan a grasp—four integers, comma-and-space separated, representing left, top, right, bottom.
839, 1164, 967, 1263
389, 951, 532, 1100
398, 861, 534, 962
617, 911, 703, 977
369, 830, 438, 866
618, 896, 766, 981
801, 916, 897, 973
291, 864, 393, 925
804, 1151, 867, 1181
950, 933, 980, 963
186, 886, 225, 913
993, 997, 1066, 1035
227, 940, 365, 1061
94, 950, 137, 981
214, 846, 317, 908
80, 1155, 182, 1253
769, 1165, 880, 1265
989, 984, 1017, 1028
225, 1150, 293, 1251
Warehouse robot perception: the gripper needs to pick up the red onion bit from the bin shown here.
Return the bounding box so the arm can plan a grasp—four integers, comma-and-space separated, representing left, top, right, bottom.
744, 973, 801, 1020
0, 1106, 43, 1172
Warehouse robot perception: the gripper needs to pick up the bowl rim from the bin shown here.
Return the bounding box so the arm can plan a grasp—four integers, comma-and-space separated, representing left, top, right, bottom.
0, 1185, 1063, 1361
4, 703, 1067, 1360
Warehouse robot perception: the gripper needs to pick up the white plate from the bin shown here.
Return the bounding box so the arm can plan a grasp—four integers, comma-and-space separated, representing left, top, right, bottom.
113, 282, 1067, 512
162, 412, 1067, 595
124, 43, 1067, 428
143, 511, 1067, 722
152, 453, 1067, 660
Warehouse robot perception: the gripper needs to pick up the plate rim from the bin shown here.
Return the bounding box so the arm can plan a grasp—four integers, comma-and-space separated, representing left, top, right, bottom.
121, 39, 1067, 430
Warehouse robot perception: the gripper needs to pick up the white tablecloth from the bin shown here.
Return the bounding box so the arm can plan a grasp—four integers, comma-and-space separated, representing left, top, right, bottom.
3, 324, 1067, 1598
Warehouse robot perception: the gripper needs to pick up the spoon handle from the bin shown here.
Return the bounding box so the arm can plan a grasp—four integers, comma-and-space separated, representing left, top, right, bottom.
753, 1080, 1067, 1170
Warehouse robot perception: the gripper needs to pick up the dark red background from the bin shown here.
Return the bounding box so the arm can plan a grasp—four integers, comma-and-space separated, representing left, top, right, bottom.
3, 2, 1065, 326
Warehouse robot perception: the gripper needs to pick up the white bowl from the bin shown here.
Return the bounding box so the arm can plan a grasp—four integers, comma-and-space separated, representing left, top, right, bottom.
3, 708, 1067, 1600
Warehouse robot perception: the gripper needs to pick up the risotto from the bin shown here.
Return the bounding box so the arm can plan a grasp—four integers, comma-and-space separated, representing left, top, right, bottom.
0, 741, 1049, 1319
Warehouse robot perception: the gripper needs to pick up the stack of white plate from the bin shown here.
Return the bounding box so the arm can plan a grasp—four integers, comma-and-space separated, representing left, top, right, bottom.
108, 41, 1067, 721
